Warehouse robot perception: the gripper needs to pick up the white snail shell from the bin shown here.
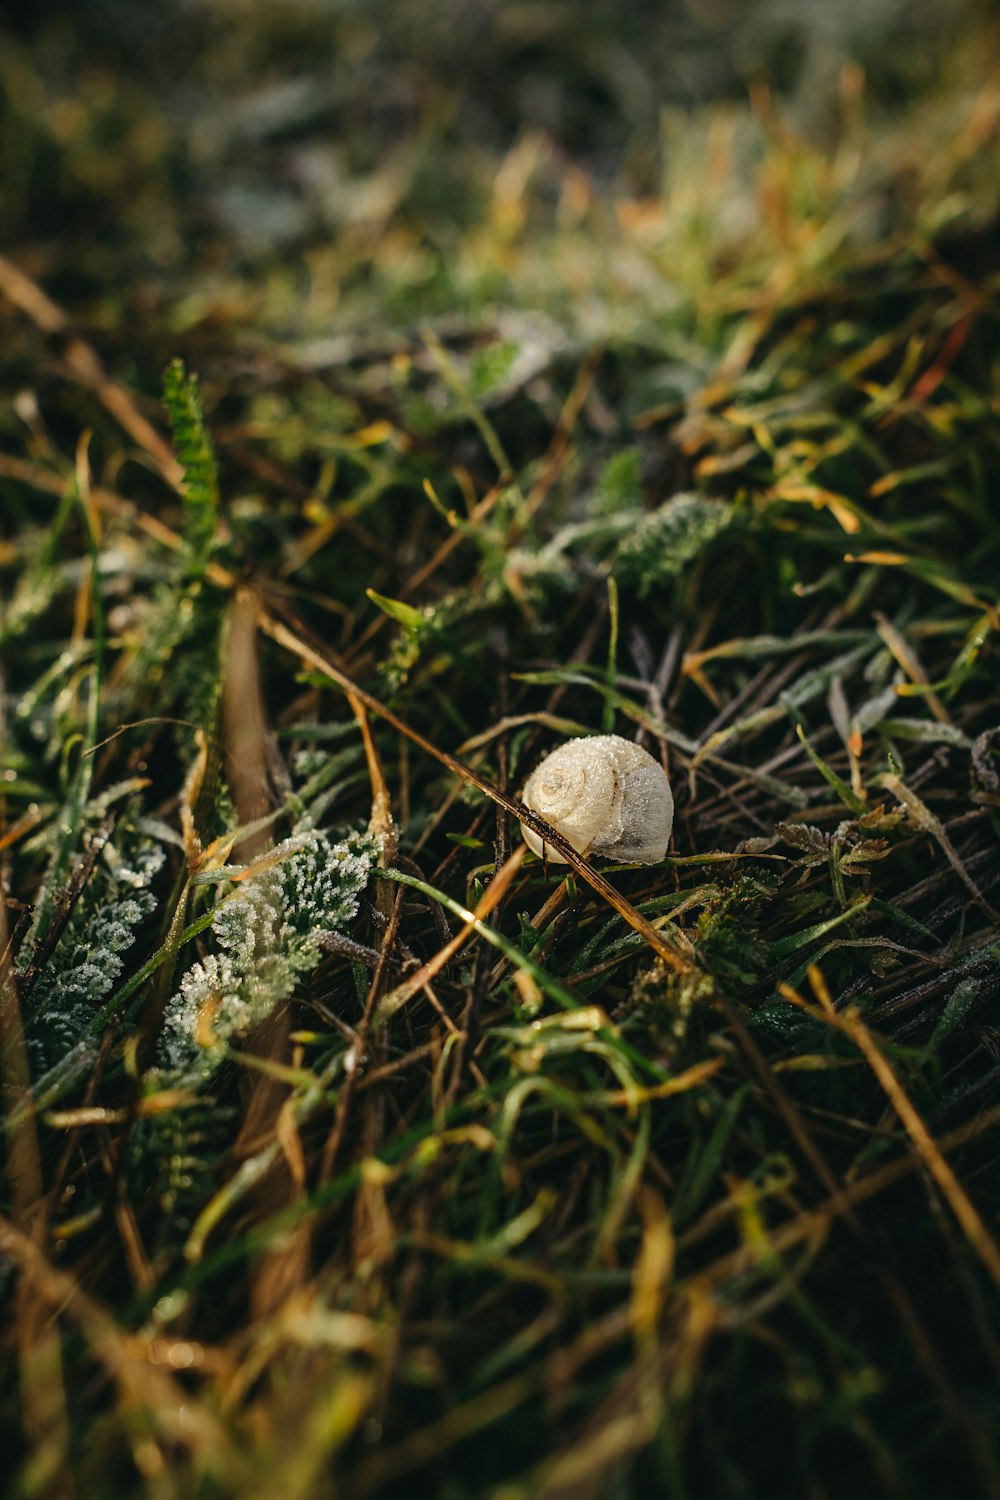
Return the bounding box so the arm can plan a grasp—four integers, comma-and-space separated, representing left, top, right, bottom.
519, 734, 673, 865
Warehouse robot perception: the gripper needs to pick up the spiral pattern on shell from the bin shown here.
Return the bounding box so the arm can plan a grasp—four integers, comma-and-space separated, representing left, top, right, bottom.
519, 734, 673, 865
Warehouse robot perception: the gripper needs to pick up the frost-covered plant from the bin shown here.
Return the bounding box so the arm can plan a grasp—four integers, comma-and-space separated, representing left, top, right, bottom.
292, 746, 334, 782
24, 834, 165, 1071
614, 492, 734, 597
158, 826, 377, 1085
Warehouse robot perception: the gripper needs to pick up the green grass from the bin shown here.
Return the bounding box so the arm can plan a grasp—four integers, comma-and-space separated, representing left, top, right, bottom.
3, 3, 1000, 1497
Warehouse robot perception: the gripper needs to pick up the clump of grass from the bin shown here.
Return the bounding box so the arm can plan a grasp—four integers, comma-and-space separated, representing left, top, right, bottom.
2, 5, 1000, 1499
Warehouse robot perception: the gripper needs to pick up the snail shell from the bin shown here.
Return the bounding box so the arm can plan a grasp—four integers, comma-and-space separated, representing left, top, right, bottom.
519, 734, 673, 865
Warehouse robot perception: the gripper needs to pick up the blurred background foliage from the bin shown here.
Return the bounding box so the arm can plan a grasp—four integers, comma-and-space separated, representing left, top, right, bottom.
3, 0, 996, 313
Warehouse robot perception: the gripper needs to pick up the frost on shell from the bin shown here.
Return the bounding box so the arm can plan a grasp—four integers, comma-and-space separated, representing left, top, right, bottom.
520, 735, 673, 865
158, 827, 376, 1084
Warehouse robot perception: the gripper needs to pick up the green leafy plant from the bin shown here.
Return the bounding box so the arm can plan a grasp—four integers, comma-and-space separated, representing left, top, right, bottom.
161, 357, 220, 582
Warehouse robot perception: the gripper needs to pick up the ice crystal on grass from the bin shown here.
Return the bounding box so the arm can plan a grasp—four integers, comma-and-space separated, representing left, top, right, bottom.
291, 746, 332, 781
279, 826, 377, 964
158, 826, 377, 1084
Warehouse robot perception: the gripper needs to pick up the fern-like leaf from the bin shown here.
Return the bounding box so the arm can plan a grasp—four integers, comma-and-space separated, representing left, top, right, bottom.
614, 492, 734, 597
162, 358, 219, 580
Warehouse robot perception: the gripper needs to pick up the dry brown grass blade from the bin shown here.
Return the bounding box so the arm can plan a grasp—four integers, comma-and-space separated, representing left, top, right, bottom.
694, 1103, 1000, 1291
377, 844, 527, 1021
237, 1065, 312, 1317
223, 591, 311, 1318
339, 682, 401, 1267
882, 772, 998, 921
348, 1370, 538, 1496
0, 1212, 239, 1473
0, 253, 183, 490
783, 968, 1000, 1292
630, 1185, 675, 1341
689, 1088, 1000, 1500
347, 691, 396, 868
874, 611, 952, 725
519, 343, 603, 525
0, 450, 237, 589
318, 886, 404, 1187
348, 889, 405, 1270
180, 727, 210, 868
714, 990, 842, 1200
716, 975, 1000, 1489
602, 1057, 724, 1108
224, 591, 273, 867
844, 1025, 1000, 1292
257, 605, 696, 977
536, 1290, 714, 1500
535, 1373, 657, 1500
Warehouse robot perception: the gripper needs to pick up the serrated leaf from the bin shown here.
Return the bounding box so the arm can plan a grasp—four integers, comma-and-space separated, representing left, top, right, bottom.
162, 358, 219, 580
